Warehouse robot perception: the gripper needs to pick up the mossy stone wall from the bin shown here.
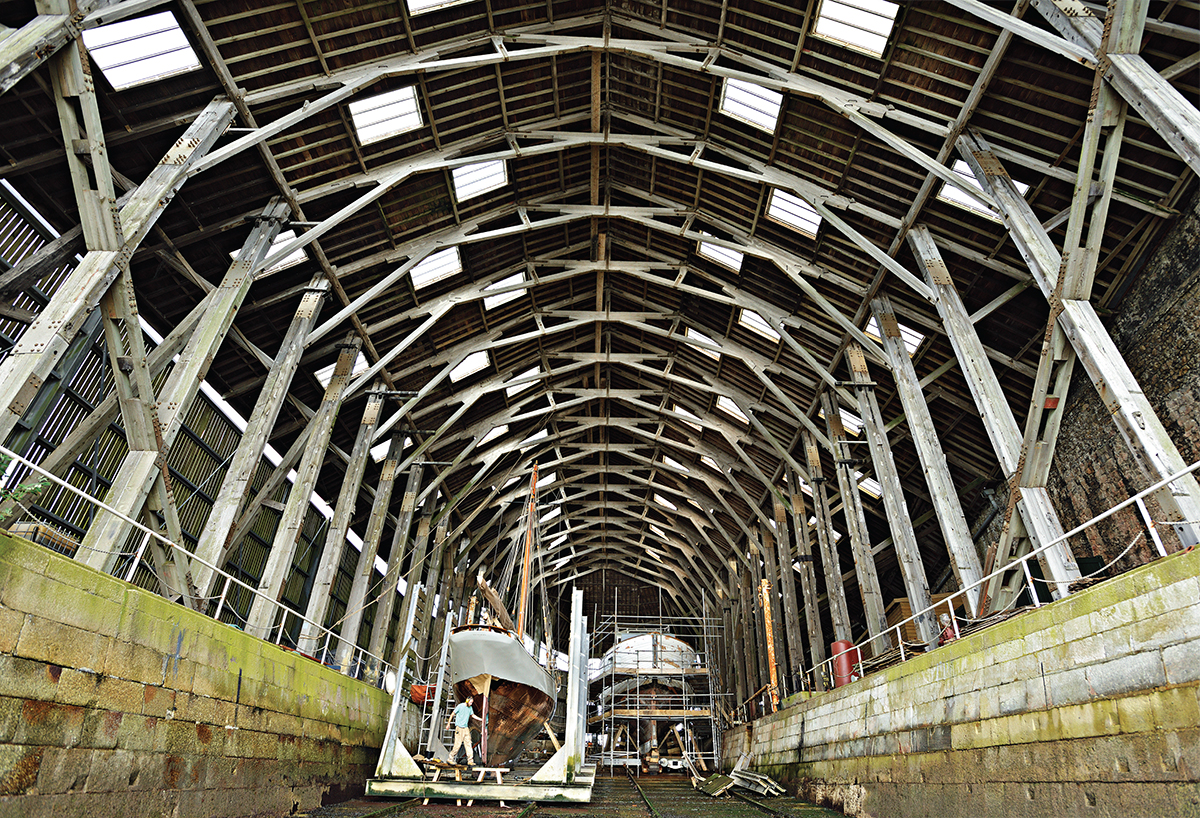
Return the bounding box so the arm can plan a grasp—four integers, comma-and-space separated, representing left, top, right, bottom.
0, 529, 413, 817
723, 547, 1200, 818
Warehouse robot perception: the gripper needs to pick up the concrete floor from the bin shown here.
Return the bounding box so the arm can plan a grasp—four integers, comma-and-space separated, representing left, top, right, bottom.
300, 775, 842, 817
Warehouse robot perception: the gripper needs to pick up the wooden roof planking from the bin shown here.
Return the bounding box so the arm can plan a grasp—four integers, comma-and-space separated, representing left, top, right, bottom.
0, 0, 1196, 619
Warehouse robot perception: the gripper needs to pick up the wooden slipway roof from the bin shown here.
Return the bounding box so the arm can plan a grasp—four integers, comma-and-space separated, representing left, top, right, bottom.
1, 0, 1197, 619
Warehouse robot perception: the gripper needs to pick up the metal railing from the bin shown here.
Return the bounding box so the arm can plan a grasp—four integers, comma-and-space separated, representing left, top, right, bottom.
802, 458, 1200, 694
0, 443, 405, 692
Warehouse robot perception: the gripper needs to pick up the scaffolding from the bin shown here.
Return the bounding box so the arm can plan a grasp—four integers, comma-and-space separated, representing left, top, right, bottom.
588, 592, 726, 775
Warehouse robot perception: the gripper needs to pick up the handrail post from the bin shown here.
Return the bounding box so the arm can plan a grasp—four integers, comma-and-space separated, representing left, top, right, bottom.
1021, 560, 1041, 607
124, 532, 152, 582
214, 575, 230, 621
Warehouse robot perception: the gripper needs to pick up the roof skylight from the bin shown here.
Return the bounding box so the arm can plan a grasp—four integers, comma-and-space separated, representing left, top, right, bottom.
521, 428, 549, 447
701, 455, 719, 471
719, 78, 784, 133
654, 494, 677, 511
349, 86, 422, 145
739, 309, 780, 342
452, 160, 507, 201
370, 436, 412, 463
857, 472, 883, 498
766, 189, 823, 237
938, 159, 1030, 220
865, 316, 925, 356
716, 396, 748, 424
697, 237, 744, 271
483, 272, 525, 311
407, 0, 471, 15
233, 229, 306, 276
506, 367, 539, 397
663, 456, 690, 473
684, 326, 721, 359
813, 0, 900, 58
410, 247, 462, 290
649, 524, 667, 539
672, 404, 702, 430
450, 350, 490, 382
480, 425, 508, 446
315, 351, 368, 388
82, 12, 201, 91
540, 506, 561, 523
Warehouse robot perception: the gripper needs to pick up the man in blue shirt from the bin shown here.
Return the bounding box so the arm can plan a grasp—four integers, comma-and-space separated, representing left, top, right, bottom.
446, 695, 482, 765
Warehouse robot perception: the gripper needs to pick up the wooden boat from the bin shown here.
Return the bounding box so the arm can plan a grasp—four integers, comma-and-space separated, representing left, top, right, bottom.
447, 464, 558, 766
448, 625, 557, 765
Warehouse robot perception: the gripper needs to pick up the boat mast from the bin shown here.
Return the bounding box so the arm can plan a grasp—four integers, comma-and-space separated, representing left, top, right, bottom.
515, 463, 539, 636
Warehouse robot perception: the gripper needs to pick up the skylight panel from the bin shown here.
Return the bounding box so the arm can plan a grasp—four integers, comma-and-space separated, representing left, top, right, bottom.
719, 78, 783, 133
684, 326, 721, 359
649, 524, 667, 539
865, 316, 925, 356
480, 425, 508, 446
813, 0, 899, 58
550, 534, 567, 548
483, 272, 525, 311
349, 86, 422, 145
739, 309, 780, 342
540, 506, 561, 523
452, 160, 507, 201
539, 472, 556, 488
370, 436, 411, 462
407, 0, 471, 15
315, 351, 368, 388
82, 12, 200, 91
716, 396, 748, 424
232, 229, 306, 276
663, 456, 689, 473
655, 494, 677, 511
701, 456, 719, 471
766, 189, 823, 237
672, 404, 702, 430
506, 367, 539, 397
522, 428, 549, 447
410, 247, 462, 290
858, 473, 883, 498
697, 237, 744, 271
938, 159, 1030, 220
450, 350, 490, 382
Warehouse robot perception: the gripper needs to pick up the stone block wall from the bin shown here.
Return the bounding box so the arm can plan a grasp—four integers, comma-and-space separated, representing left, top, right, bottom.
0, 529, 417, 817
722, 546, 1200, 818
1045, 191, 1199, 563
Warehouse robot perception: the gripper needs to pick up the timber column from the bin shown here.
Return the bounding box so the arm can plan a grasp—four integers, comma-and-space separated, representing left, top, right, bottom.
822, 394, 891, 650
246, 335, 361, 637
847, 343, 937, 645
804, 431, 853, 646
298, 384, 384, 655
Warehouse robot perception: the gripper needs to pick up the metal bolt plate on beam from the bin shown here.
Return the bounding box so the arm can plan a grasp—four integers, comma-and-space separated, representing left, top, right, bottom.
972, 150, 1009, 178
877, 312, 902, 338
847, 345, 869, 375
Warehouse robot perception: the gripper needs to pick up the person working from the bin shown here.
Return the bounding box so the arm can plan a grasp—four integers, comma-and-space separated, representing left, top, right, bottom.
446, 695, 482, 765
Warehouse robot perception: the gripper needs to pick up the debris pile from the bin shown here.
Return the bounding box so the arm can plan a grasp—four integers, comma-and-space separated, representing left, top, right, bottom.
693, 753, 786, 798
